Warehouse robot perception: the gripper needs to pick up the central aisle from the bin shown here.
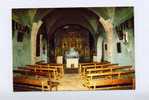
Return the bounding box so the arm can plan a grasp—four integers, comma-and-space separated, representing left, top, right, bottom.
58, 74, 88, 91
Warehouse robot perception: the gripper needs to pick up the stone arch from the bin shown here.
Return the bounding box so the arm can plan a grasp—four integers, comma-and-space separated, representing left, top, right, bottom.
30, 20, 43, 64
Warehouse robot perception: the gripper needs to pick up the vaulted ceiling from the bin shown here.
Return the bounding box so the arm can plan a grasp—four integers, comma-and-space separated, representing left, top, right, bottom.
12, 7, 133, 40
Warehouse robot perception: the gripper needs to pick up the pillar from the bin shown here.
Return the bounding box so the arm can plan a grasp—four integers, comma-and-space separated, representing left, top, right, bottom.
99, 17, 114, 62
31, 20, 42, 64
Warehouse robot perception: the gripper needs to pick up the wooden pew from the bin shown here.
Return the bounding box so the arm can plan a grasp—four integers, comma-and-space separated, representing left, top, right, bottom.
83, 70, 135, 90
79, 62, 109, 70
36, 64, 64, 79
86, 78, 134, 90
81, 63, 116, 72
13, 76, 59, 91
79, 63, 97, 79
86, 70, 134, 80
29, 64, 64, 79
13, 68, 31, 76
86, 65, 133, 75
13, 68, 54, 80
79, 61, 110, 67
28, 67, 58, 80
19, 64, 63, 80
80, 63, 118, 79
16, 66, 58, 80
79, 62, 96, 73
45, 64, 64, 78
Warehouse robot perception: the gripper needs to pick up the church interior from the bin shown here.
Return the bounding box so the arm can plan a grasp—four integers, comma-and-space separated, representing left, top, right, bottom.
12, 7, 135, 91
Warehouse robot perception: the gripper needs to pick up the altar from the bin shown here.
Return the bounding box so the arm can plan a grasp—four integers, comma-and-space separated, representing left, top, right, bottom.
66, 58, 79, 68
65, 48, 79, 69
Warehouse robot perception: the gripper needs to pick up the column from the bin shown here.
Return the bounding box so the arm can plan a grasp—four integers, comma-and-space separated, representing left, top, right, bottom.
31, 20, 42, 64
99, 17, 114, 62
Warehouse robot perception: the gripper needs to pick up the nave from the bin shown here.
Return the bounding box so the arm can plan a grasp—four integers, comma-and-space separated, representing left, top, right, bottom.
13, 62, 135, 91
12, 7, 135, 91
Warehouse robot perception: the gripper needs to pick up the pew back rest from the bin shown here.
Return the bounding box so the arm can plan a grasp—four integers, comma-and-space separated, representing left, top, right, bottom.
89, 78, 133, 86
86, 70, 135, 80
86, 65, 133, 72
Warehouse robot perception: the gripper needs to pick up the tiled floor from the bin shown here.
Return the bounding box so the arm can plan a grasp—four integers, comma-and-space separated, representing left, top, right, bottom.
58, 74, 88, 91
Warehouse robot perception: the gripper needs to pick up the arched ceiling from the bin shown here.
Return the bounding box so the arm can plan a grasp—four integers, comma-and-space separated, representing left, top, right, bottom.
39, 8, 99, 39
12, 7, 134, 38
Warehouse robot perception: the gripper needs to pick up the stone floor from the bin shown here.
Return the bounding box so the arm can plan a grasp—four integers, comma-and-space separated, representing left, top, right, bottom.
58, 74, 88, 91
